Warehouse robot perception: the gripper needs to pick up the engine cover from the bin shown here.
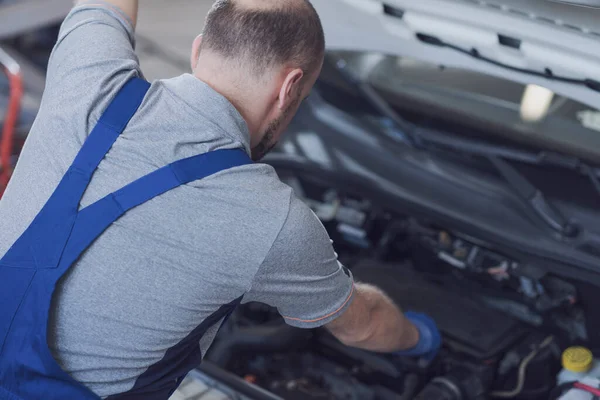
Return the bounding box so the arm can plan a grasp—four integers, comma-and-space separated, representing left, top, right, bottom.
351, 260, 529, 360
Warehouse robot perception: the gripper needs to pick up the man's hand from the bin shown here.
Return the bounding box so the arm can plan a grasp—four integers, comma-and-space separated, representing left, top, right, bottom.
394, 312, 441, 361
75, 0, 139, 28
325, 283, 441, 359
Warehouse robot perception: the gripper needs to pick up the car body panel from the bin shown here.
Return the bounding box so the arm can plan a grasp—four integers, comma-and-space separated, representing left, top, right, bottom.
311, 0, 600, 109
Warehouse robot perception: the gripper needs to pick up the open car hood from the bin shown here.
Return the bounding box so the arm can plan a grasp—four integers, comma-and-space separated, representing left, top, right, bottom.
312, 0, 600, 109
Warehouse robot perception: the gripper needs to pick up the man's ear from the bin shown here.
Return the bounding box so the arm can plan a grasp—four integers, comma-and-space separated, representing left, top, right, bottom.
278, 68, 304, 110
190, 34, 203, 71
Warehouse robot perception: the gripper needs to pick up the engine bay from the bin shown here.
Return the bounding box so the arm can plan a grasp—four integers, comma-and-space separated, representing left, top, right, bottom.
206, 171, 593, 399
6, 47, 597, 400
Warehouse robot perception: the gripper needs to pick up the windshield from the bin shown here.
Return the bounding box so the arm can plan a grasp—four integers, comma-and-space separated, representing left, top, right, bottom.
325, 50, 600, 140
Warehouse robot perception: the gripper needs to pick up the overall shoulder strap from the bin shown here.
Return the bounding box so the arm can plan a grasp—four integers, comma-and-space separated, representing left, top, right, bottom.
0, 77, 150, 269
58, 149, 252, 270
71, 78, 150, 177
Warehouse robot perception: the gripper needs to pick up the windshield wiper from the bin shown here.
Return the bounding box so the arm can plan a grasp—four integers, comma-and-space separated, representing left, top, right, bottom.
415, 33, 600, 93
488, 156, 579, 238
330, 54, 599, 235
413, 126, 600, 202
411, 126, 600, 237
538, 154, 600, 206
333, 58, 418, 146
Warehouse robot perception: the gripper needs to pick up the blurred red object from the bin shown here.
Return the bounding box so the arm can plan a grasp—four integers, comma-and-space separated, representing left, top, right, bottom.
574, 382, 600, 397
0, 47, 23, 197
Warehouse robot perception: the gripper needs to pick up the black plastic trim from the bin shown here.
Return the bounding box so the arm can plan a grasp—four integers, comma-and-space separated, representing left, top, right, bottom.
498, 34, 522, 49
383, 3, 405, 18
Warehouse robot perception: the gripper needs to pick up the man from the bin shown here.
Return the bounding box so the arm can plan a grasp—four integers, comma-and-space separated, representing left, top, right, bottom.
0, 0, 440, 399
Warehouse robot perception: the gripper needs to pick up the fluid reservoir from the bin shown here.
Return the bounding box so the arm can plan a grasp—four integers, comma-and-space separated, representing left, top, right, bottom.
558, 347, 597, 384
557, 347, 600, 400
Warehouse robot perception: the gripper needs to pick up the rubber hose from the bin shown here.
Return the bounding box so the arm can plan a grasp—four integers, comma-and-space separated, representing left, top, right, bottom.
549, 382, 576, 400
205, 324, 312, 368
399, 374, 419, 400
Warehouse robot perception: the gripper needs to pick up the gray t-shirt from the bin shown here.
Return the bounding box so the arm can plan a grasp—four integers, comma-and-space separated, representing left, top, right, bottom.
0, 3, 354, 398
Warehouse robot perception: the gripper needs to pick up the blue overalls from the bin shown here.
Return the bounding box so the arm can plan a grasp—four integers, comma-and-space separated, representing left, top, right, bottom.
0, 78, 252, 399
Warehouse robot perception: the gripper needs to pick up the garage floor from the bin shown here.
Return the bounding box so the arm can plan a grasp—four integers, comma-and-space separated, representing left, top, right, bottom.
136, 2, 240, 399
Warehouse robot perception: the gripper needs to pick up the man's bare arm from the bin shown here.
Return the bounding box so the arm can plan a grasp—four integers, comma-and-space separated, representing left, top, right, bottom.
325, 283, 420, 353
75, 0, 139, 28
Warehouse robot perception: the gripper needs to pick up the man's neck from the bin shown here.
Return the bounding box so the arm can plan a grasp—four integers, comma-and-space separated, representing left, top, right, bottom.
194, 62, 266, 138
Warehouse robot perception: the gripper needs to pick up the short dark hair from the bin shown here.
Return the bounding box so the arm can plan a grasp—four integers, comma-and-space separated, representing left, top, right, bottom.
201, 0, 325, 78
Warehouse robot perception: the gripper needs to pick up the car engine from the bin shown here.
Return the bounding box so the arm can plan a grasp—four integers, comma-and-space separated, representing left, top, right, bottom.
205, 171, 592, 400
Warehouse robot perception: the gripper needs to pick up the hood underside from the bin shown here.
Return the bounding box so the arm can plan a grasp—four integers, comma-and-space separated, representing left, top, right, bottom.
313, 0, 600, 109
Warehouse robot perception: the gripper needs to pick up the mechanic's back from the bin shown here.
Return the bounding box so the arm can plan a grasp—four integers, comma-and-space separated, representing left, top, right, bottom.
0, 1, 439, 399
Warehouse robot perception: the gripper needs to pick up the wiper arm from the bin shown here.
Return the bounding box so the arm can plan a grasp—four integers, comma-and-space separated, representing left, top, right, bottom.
411, 127, 583, 236
585, 165, 600, 195
537, 154, 600, 204
530, 153, 600, 205
413, 126, 600, 202
333, 58, 418, 146
413, 126, 543, 163
488, 156, 579, 238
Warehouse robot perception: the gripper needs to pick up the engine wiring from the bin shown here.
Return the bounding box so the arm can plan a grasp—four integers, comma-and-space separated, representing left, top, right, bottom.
574, 382, 600, 397
551, 380, 600, 399
0, 46, 22, 197
490, 336, 555, 398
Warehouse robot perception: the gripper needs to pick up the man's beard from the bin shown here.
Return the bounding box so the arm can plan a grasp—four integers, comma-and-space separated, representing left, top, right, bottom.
251, 116, 282, 162
251, 88, 303, 162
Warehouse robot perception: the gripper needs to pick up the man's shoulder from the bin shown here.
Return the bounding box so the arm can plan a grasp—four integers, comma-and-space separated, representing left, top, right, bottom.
198, 160, 324, 250
284, 193, 326, 237
246, 171, 332, 259
222, 162, 316, 226
237, 163, 323, 233
184, 160, 295, 236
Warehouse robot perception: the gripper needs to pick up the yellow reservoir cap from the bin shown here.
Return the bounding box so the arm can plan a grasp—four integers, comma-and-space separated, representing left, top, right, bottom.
562, 347, 593, 373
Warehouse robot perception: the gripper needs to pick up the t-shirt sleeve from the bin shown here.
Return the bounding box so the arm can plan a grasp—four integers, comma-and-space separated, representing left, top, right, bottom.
243, 195, 356, 329
44, 1, 141, 99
